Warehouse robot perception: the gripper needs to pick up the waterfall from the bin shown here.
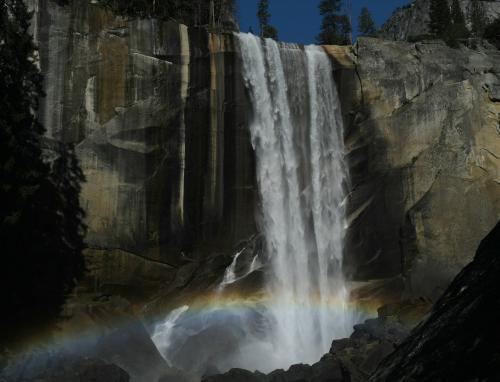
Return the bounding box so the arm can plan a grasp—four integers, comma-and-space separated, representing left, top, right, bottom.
237, 33, 350, 367
151, 33, 353, 375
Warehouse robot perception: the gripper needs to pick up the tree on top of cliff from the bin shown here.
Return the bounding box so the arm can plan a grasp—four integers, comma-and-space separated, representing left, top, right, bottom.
469, 0, 488, 37
257, 0, 278, 39
428, 0, 451, 37
447, 0, 469, 44
358, 7, 377, 36
0, 0, 85, 348
451, 0, 465, 26
484, 17, 500, 48
317, 0, 351, 45
101, 0, 237, 30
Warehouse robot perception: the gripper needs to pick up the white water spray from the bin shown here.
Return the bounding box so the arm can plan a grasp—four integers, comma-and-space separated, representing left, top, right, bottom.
237, 33, 351, 368
151, 305, 189, 366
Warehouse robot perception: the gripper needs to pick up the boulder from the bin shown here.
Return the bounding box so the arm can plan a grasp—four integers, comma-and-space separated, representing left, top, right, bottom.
371, 221, 500, 381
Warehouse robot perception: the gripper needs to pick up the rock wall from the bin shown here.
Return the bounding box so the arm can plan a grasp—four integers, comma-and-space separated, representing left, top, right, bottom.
30, 0, 256, 271
380, 0, 500, 41
30, 0, 500, 302
340, 38, 500, 298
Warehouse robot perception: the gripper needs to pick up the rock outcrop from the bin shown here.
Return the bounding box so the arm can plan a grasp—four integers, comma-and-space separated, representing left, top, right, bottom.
27, 0, 500, 311
379, 0, 500, 41
371, 221, 500, 381
0, 355, 130, 382
341, 38, 500, 298
29, 0, 256, 271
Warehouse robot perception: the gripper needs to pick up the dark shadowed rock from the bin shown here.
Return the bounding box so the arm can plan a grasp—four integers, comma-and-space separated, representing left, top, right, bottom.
371, 221, 500, 381
202, 368, 266, 382
328, 299, 430, 381
0, 354, 129, 382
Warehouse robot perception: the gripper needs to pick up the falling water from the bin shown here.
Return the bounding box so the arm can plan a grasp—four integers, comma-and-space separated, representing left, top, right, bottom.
151, 33, 353, 375
151, 305, 189, 366
237, 33, 351, 367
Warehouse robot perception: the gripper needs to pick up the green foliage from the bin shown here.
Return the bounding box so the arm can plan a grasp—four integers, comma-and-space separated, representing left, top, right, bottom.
0, 0, 85, 346
257, 0, 270, 29
428, 0, 451, 36
428, 0, 470, 46
358, 7, 376, 36
257, 0, 278, 39
263, 24, 279, 39
316, 0, 351, 45
469, 0, 488, 37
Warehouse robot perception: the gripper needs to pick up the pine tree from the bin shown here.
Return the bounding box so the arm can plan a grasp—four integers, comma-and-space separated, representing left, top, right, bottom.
358, 7, 376, 36
484, 17, 500, 48
317, 0, 351, 45
0, 0, 86, 347
469, 0, 488, 37
428, 0, 451, 37
451, 0, 465, 25
257, 0, 278, 39
447, 0, 469, 43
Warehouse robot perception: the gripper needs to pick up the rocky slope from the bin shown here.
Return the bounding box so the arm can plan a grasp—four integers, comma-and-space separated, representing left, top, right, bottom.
371, 220, 500, 381
379, 0, 500, 41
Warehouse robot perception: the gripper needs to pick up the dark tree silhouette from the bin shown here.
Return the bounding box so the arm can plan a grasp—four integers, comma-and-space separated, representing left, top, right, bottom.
101, 0, 236, 29
429, 0, 451, 37
469, 0, 488, 37
447, 0, 469, 43
484, 17, 500, 48
0, 0, 86, 347
358, 7, 376, 36
317, 0, 351, 45
257, 0, 279, 39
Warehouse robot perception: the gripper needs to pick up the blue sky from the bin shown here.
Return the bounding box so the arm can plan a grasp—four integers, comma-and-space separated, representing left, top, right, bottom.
235, 0, 412, 44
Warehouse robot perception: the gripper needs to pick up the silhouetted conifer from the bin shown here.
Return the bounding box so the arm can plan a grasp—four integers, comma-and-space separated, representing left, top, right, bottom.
429, 0, 451, 37
469, 0, 488, 37
358, 7, 376, 36
257, 0, 279, 39
317, 0, 351, 45
0, 0, 85, 348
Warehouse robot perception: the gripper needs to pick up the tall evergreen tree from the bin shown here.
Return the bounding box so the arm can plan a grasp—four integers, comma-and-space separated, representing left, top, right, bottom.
469, 0, 488, 37
358, 6, 376, 36
317, 0, 351, 45
257, 0, 278, 39
484, 16, 500, 48
0, 0, 86, 347
447, 0, 469, 42
428, 0, 451, 37
450, 0, 465, 25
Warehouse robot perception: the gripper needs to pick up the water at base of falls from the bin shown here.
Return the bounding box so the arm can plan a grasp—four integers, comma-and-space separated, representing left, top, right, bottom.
151, 33, 355, 374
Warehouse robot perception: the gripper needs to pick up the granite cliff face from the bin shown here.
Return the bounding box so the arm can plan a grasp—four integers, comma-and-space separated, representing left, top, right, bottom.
29, 0, 256, 292
29, 0, 500, 303
340, 38, 500, 299
380, 0, 500, 41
